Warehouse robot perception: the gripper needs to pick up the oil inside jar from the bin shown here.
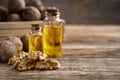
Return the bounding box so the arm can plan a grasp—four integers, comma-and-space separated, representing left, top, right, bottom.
43, 25, 62, 57
29, 34, 42, 53
28, 24, 42, 53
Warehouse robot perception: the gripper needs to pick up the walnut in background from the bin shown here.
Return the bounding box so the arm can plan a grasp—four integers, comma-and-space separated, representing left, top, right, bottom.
8, 0, 26, 13
7, 13, 22, 21
21, 6, 41, 21
0, 6, 8, 21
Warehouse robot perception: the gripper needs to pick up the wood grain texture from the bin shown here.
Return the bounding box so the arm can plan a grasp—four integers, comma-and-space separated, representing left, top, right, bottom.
0, 21, 43, 40
0, 25, 120, 80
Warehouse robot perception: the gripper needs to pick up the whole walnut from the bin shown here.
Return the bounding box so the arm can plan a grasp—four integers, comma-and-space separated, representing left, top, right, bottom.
21, 6, 41, 21
0, 6, 8, 21
8, 0, 26, 13
20, 34, 28, 52
0, 40, 18, 62
25, 0, 45, 20
5, 36, 23, 52
25, 0, 45, 13
7, 13, 22, 21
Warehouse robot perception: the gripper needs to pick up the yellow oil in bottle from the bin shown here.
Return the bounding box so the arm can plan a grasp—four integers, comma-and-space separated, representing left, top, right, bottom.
43, 25, 62, 57
29, 34, 42, 53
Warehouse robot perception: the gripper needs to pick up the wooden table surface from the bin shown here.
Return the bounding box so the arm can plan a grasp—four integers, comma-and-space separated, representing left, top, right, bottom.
1, 25, 120, 80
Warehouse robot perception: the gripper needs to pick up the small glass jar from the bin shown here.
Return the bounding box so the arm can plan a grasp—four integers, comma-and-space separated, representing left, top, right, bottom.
42, 7, 62, 57
29, 24, 43, 53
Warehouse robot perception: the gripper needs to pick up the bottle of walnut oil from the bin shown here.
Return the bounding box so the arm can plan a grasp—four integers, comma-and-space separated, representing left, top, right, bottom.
42, 7, 62, 57
29, 24, 43, 53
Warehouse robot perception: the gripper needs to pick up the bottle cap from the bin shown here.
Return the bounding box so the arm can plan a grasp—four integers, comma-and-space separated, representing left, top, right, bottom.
45, 7, 59, 15
31, 24, 40, 30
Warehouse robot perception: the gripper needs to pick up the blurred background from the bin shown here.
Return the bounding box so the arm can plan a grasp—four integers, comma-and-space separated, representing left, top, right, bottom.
1, 0, 120, 25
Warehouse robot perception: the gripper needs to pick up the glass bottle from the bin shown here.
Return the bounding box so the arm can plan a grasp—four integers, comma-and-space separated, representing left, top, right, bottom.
42, 7, 62, 57
29, 24, 42, 53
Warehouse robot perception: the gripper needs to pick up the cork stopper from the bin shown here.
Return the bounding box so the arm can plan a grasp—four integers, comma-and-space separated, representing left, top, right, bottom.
45, 7, 59, 15
31, 24, 40, 31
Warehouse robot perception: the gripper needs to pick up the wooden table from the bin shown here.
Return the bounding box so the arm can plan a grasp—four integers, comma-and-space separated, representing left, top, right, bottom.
1, 25, 120, 80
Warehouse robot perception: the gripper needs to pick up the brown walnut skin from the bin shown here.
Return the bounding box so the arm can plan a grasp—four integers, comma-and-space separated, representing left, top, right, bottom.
25, 0, 44, 11
25, 0, 45, 20
0, 6, 8, 21
20, 34, 29, 52
21, 6, 41, 21
7, 13, 22, 21
0, 40, 18, 62
5, 36, 23, 52
8, 0, 26, 13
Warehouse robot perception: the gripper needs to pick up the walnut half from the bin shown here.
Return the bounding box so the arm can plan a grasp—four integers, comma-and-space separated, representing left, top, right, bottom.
8, 51, 61, 71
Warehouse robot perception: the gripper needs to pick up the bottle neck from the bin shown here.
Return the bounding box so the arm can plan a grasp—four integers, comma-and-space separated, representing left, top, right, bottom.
31, 25, 42, 34
45, 12, 61, 21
